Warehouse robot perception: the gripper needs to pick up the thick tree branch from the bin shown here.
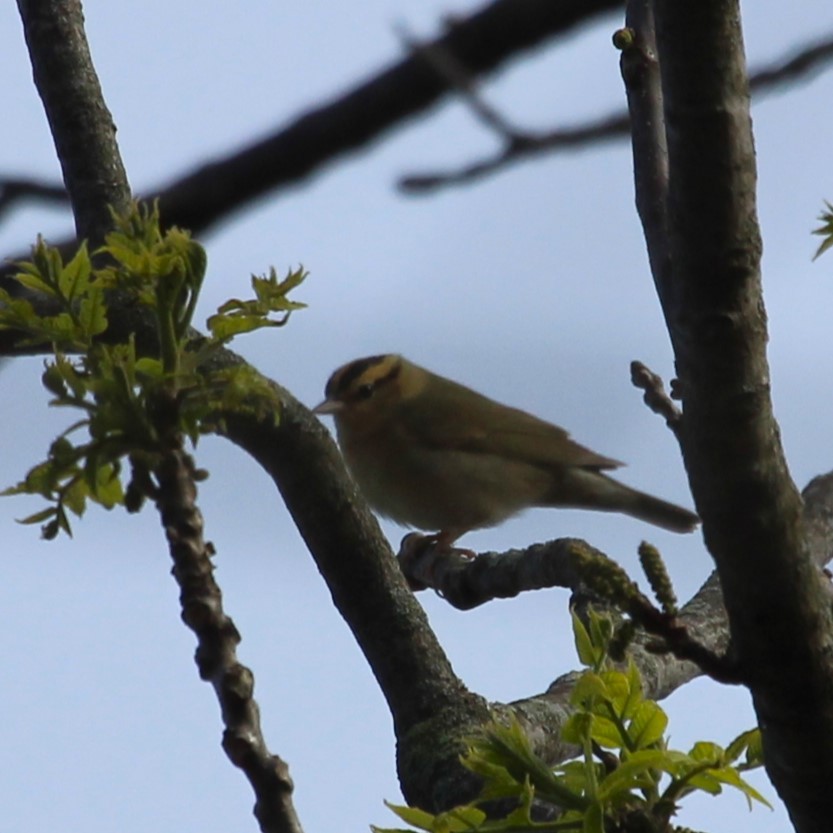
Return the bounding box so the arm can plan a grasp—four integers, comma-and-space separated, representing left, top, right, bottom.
7, 27, 833, 229
3, 0, 622, 248
15, 0, 130, 244
220, 390, 491, 812
144, 0, 622, 238
623, 1, 833, 830
1, 0, 621, 301
496, 472, 833, 773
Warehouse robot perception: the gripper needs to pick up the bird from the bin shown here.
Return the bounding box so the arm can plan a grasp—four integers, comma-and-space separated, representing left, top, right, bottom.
313, 354, 698, 547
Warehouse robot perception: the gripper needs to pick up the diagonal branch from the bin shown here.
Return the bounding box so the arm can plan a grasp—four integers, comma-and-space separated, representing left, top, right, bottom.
0, 176, 69, 219
135, 0, 624, 239
2, 0, 623, 280
219, 386, 492, 813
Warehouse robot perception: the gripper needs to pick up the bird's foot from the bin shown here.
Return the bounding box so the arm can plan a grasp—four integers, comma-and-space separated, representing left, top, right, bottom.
396, 531, 476, 591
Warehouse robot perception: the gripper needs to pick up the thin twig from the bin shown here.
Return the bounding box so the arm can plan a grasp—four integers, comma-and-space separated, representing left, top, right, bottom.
0, 177, 68, 221
399, 30, 833, 193
397, 24, 527, 143
630, 360, 682, 435
153, 441, 304, 833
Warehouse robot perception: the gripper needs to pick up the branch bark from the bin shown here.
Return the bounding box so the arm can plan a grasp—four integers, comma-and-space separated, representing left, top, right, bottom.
12, 2, 308, 828
16, 0, 130, 244
622, 1, 833, 830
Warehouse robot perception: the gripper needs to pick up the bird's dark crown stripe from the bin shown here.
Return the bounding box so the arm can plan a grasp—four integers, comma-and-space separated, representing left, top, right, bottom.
327, 354, 398, 398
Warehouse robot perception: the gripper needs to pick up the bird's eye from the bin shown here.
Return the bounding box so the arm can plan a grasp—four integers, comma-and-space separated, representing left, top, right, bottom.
356, 383, 375, 401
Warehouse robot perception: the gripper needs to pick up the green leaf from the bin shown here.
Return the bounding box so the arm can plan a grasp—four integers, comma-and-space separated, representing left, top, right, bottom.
705, 766, 772, 809
724, 728, 761, 766
597, 749, 667, 800
683, 770, 723, 796
17, 507, 58, 526
206, 265, 307, 342
42, 363, 69, 397
466, 718, 587, 810
588, 715, 623, 749
91, 463, 125, 508
207, 312, 278, 340
380, 801, 488, 833
0, 291, 37, 330
62, 478, 89, 517
561, 712, 593, 745
384, 803, 438, 830
58, 242, 92, 300
582, 801, 605, 833
10, 267, 57, 297
571, 671, 609, 705
78, 286, 108, 338
572, 609, 598, 667
598, 670, 631, 713
620, 662, 644, 720
628, 701, 668, 749
744, 730, 765, 768
23, 461, 58, 497
689, 741, 723, 764
42, 518, 61, 540
54, 354, 89, 399
588, 609, 614, 652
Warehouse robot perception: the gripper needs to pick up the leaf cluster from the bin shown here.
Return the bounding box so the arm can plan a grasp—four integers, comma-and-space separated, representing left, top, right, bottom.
0, 203, 306, 537
377, 609, 767, 833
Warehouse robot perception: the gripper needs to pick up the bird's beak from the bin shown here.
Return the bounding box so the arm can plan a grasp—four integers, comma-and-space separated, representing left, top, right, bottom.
312, 398, 343, 415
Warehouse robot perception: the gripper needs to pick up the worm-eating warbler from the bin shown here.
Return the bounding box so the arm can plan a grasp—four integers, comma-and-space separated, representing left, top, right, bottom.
313, 354, 698, 545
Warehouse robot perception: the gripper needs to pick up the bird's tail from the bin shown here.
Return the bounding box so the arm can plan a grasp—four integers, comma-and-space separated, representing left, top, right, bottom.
546, 470, 699, 533
615, 483, 699, 533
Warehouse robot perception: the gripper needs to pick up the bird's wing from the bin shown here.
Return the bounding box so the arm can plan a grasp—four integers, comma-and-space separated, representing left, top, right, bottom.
397, 376, 622, 471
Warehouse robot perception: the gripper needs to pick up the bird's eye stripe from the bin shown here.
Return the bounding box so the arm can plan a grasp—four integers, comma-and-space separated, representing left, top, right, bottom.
327, 354, 388, 397
327, 354, 402, 400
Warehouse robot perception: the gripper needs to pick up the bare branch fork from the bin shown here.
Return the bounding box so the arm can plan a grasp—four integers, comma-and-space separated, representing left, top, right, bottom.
398, 30, 833, 192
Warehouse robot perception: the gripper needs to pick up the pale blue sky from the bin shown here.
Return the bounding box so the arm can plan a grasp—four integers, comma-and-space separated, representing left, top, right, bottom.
2, 2, 833, 831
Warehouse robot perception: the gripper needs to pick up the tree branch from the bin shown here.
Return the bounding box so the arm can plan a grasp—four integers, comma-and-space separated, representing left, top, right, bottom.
15, 0, 130, 244
399, 31, 833, 193
623, 0, 833, 829
3, 0, 621, 264
219, 387, 492, 812
141, 0, 623, 239
0, 176, 69, 220
154, 444, 302, 833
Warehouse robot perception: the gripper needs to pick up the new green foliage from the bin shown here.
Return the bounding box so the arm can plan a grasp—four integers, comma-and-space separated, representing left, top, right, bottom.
377, 609, 767, 833
0, 202, 306, 537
